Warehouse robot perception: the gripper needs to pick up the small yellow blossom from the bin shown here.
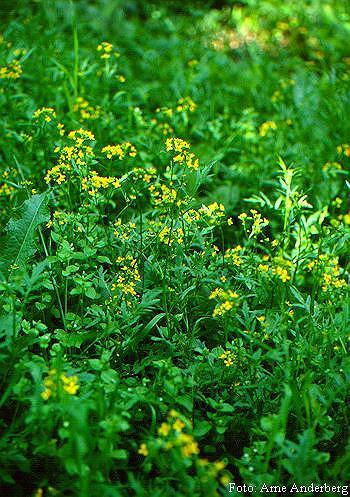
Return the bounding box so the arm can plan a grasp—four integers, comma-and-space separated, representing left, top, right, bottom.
0, 58, 22, 79
176, 96, 196, 113
209, 288, 239, 318
33, 107, 56, 122
173, 419, 185, 432
138, 443, 149, 456
259, 120, 277, 137
97, 41, 113, 59
60, 374, 79, 395
158, 422, 171, 437
102, 142, 137, 159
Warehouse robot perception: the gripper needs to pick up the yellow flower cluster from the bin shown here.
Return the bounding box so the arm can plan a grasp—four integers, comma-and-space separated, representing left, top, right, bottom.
0, 182, 14, 197
338, 213, 350, 225
178, 432, 200, 457
175, 150, 199, 170
97, 41, 116, 59
158, 225, 184, 245
111, 256, 141, 300
322, 272, 346, 291
187, 59, 198, 67
138, 443, 149, 456
259, 120, 277, 137
219, 350, 236, 367
139, 411, 228, 483
165, 137, 190, 153
57, 122, 65, 136
0, 58, 22, 79
209, 288, 239, 317
224, 245, 243, 266
257, 255, 292, 283
272, 257, 292, 282
176, 96, 197, 113
183, 208, 201, 224
149, 183, 181, 207
33, 107, 57, 122
156, 106, 174, 118
271, 90, 281, 103
156, 96, 196, 120
308, 254, 347, 292
273, 266, 291, 282
81, 170, 120, 195
67, 128, 95, 146
336, 144, 350, 157
44, 164, 69, 185
41, 369, 79, 400
156, 412, 199, 457
130, 166, 156, 184
0, 171, 15, 197
61, 374, 80, 395
165, 137, 199, 170
101, 142, 137, 159
239, 209, 269, 237
156, 121, 174, 135
322, 161, 342, 172
199, 202, 225, 224
114, 219, 136, 241
258, 254, 269, 273
46, 210, 67, 228
73, 97, 101, 120
45, 129, 95, 185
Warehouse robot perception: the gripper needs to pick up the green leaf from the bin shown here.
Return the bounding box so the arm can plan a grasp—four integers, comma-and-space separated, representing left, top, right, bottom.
193, 420, 212, 437
122, 313, 166, 352
0, 193, 49, 273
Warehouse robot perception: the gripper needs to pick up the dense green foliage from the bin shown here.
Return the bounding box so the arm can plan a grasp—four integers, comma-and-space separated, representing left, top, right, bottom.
0, 1, 349, 496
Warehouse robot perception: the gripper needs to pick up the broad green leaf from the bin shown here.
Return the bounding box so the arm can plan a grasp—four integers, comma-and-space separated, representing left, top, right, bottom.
0, 193, 49, 273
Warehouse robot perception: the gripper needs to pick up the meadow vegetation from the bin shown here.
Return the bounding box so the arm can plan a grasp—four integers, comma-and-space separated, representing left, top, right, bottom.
0, 1, 349, 495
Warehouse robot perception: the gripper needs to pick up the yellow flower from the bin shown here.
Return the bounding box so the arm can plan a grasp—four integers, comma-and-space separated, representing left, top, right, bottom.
219, 350, 235, 367
102, 142, 136, 159
224, 246, 243, 266
343, 213, 350, 225
176, 96, 197, 113
210, 288, 239, 317
165, 137, 190, 153
61, 374, 79, 395
0, 58, 22, 79
259, 120, 277, 137
273, 266, 290, 282
214, 460, 226, 471
97, 41, 113, 59
41, 388, 52, 400
73, 97, 101, 121
158, 422, 171, 437
220, 474, 230, 486
179, 434, 199, 457
173, 418, 185, 432
258, 264, 269, 272
33, 107, 56, 121
138, 443, 149, 456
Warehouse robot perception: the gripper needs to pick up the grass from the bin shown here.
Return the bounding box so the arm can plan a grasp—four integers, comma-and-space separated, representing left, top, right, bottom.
0, 1, 349, 496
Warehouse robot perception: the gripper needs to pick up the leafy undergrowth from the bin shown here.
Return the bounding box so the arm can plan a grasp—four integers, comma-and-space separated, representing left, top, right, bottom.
0, 1, 349, 496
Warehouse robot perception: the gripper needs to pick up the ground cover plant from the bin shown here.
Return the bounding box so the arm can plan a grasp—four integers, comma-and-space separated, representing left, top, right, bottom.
0, 0, 349, 495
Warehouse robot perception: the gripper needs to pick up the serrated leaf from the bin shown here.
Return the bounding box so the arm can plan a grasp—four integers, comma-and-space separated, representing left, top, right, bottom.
0, 193, 49, 273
